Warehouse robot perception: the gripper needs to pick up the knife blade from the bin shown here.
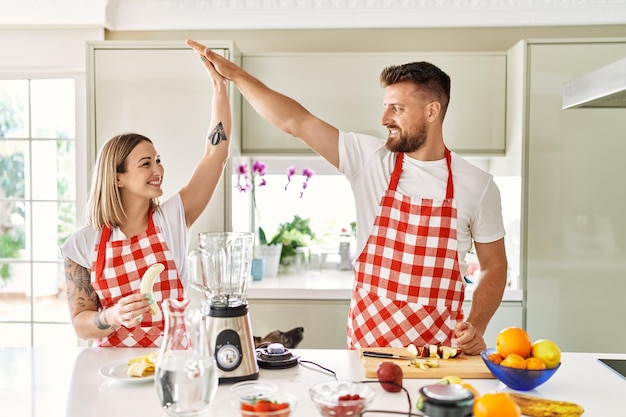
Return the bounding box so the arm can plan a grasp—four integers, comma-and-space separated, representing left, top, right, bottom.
362, 351, 416, 361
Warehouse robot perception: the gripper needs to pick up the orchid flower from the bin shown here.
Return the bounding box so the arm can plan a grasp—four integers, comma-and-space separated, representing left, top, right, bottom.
236, 160, 268, 193
285, 166, 297, 190
300, 168, 315, 198
235, 163, 251, 192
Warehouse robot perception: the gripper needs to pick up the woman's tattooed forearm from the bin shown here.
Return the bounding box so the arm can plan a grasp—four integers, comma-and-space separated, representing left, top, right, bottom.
208, 121, 227, 145
64, 257, 98, 313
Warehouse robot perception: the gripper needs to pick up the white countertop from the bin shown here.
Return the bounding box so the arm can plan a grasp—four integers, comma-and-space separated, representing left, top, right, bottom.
2, 346, 623, 417
248, 269, 523, 301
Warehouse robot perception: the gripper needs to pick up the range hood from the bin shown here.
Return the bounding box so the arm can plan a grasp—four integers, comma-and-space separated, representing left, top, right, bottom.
562, 56, 626, 109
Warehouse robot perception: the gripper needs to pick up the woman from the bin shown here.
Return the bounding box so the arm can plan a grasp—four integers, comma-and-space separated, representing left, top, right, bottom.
60, 44, 231, 347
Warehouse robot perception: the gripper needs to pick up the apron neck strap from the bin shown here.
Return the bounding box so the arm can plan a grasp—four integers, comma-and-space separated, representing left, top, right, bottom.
444, 148, 453, 199
388, 152, 404, 191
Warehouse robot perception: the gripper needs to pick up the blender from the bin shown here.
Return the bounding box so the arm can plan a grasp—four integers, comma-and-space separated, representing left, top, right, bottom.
189, 231, 259, 383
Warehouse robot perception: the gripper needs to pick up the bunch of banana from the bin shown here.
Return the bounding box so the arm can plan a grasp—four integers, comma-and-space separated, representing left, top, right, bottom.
508, 393, 584, 417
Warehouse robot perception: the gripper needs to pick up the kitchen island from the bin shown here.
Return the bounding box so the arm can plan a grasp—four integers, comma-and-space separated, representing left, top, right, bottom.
1, 346, 623, 416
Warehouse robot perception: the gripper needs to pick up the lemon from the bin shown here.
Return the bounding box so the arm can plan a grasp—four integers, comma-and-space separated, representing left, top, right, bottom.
531, 339, 561, 369
438, 375, 463, 385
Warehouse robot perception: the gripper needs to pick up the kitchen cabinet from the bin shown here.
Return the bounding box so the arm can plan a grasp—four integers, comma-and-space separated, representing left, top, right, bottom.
242, 53, 506, 155
519, 39, 626, 352
248, 299, 350, 349
87, 41, 241, 239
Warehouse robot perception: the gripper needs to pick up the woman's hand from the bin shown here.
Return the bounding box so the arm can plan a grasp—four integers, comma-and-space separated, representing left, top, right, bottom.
111, 293, 152, 328
187, 39, 228, 92
186, 39, 238, 81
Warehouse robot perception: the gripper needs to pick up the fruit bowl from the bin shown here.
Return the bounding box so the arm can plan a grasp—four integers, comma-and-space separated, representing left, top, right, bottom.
229, 381, 298, 416
481, 348, 561, 391
309, 380, 376, 417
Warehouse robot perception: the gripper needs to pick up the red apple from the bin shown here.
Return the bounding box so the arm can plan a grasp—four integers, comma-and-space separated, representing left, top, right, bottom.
376, 361, 403, 392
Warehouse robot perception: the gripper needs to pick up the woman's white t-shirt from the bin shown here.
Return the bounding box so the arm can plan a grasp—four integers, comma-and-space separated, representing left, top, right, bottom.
338, 131, 505, 277
60, 193, 191, 286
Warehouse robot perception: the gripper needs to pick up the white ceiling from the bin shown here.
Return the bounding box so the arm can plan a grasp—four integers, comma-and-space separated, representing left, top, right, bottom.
1, 0, 625, 30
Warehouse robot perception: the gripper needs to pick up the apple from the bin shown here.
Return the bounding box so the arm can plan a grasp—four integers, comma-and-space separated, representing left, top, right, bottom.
376, 361, 403, 392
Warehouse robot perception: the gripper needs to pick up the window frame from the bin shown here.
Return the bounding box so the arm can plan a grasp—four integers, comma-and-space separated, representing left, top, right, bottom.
0, 71, 86, 347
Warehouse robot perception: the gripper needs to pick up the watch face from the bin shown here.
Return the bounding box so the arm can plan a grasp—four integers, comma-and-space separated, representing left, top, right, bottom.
598, 359, 626, 380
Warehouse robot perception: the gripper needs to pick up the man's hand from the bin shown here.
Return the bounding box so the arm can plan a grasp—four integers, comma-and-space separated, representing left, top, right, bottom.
186, 39, 237, 80
454, 321, 487, 355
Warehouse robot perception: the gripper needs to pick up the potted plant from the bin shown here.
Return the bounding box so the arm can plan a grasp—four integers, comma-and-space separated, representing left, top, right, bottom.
235, 159, 315, 277
262, 215, 315, 267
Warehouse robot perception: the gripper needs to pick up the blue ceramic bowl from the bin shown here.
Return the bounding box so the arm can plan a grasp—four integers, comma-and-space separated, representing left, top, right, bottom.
481, 348, 561, 391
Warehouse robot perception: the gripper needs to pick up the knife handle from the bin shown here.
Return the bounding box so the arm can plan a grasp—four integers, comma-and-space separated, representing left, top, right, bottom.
363, 351, 394, 358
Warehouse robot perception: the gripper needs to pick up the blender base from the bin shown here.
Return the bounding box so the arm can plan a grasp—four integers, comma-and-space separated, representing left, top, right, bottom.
207, 303, 259, 383
256, 343, 300, 369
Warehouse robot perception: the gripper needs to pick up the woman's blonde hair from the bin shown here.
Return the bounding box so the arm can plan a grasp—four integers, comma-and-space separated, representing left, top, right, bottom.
87, 133, 160, 229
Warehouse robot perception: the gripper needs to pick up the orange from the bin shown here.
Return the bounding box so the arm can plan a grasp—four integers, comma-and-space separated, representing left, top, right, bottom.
460, 382, 480, 399
496, 327, 532, 359
500, 353, 527, 369
487, 352, 503, 365
526, 357, 547, 370
474, 392, 521, 417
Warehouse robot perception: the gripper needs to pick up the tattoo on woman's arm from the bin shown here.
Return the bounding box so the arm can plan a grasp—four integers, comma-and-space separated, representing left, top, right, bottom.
94, 310, 110, 330
208, 121, 227, 145
64, 257, 98, 315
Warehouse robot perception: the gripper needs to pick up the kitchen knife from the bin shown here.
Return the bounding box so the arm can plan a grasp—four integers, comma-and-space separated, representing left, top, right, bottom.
362, 351, 416, 361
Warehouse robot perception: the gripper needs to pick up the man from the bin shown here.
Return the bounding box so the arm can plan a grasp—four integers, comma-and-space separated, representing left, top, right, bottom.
186, 39, 507, 355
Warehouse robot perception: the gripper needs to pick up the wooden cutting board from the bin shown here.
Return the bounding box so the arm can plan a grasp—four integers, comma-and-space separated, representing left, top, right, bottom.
359, 347, 495, 379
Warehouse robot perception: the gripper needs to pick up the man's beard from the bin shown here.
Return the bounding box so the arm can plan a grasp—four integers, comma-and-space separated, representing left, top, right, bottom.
385, 123, 427, 153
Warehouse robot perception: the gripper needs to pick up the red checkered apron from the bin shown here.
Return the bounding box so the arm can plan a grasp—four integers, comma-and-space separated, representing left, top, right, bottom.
347, 149, 465, 349
92, 211, 184, 347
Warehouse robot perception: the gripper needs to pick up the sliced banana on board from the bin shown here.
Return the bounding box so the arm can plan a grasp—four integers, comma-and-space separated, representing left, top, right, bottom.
140, 263, 165, 315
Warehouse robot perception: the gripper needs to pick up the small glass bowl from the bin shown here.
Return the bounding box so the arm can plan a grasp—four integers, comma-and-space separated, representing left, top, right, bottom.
481, 348, 561, 391
229, 381, 280, 408
230, 381, 297, 417
309, 380, 376, 417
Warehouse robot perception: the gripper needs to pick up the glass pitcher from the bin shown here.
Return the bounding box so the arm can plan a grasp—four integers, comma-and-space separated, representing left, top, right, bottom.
155, 298, 218, 417
188, 232, 254, 308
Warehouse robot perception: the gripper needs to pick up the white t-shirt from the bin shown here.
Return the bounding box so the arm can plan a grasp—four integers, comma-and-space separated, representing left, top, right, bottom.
60, 193, 191, 286
338, 131, 505, 277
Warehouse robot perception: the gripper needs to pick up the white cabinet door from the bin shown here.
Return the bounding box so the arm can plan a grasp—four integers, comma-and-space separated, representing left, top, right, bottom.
523, 40, 626, 353
248, 299, 350, 349
88, 41, 238, 238
242, 53, 506, 155
465, 301, 523, 347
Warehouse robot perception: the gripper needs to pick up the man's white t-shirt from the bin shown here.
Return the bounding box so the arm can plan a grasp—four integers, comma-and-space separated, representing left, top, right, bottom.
60, 193, 191, 286
338, 131, 505, 277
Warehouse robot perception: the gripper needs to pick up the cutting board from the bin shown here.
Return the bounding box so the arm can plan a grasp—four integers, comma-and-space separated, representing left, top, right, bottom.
359, 347, 495, 379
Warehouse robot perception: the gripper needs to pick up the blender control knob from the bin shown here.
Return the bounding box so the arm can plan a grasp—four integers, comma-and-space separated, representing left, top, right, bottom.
267, 343, 287, 354
216, 344, 242, 371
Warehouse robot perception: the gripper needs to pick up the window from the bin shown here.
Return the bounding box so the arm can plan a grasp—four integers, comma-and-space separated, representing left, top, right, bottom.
0, 77, 80, 346
235, 155, 521, 287
232, 156, 356, 270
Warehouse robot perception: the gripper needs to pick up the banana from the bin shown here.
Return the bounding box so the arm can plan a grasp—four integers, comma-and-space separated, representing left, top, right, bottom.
508, 393, 585, 417
140, 263, 164, 315
127, 350, 159, 377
